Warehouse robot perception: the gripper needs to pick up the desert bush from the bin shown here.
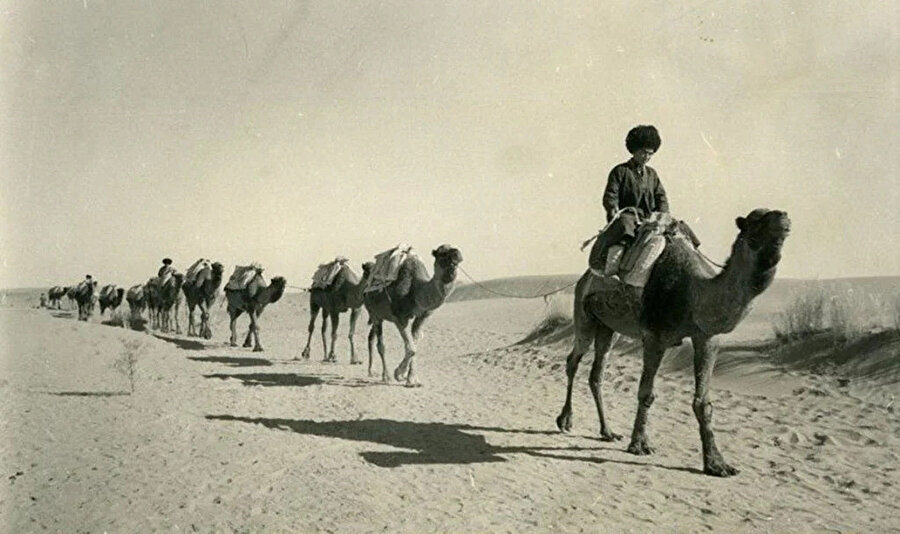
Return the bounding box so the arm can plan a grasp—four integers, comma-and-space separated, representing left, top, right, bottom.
113, 339, 144, 394
890, 294, 900, 333
773, 288, 828, 341
774, 285, 896, 343
827, 290, 885, 342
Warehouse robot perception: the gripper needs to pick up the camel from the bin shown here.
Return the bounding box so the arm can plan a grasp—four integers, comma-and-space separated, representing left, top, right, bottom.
556, 208, 791, 477
156, 273, 184, 334
125, 284, 146, 324
74, 280, 98, 321
143, 278, 161, 329
300, 261, 374, 363
364, 245, 463, 385
225, 275, 286, 352
98, 284, 125, 316
65, 286, 78, 310
182, 261, 224, 339
47, 286, 68, 309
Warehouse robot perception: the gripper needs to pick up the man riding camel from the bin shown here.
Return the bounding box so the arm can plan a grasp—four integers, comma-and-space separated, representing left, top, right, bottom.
588, 125, 669, 277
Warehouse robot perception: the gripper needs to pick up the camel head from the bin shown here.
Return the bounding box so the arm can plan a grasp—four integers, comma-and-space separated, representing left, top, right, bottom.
432, 245, 463, 284
736, 209, 790, 265
211, 262, 224, 276
268, 276, 287, 304
734, 208, 791, 293
361, 261, 375, 281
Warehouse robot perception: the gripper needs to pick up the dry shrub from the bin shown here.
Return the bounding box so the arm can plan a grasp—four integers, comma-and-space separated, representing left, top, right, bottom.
773, 288, 827, 342
113, 339, 144, 393
774, 285, 897, 344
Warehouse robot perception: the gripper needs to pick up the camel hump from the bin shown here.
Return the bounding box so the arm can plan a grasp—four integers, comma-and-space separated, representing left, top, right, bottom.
364, 244, 418, 293
185, 258, 211, 285
310, 256, 349, 289
226, 264, 268, 291
99, 284, 117, 299
619, 212, 698, 288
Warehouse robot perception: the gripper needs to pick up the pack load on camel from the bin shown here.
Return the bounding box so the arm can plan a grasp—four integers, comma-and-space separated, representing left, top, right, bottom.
225, 263, 268, 291
364, 243, 417, 293
185, 258, 212, 286
310, 256, 350, 290
586, 209, 704, 290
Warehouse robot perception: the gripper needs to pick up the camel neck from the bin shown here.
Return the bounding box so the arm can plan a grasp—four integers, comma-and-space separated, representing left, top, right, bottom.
694, 239, 770, 335
414, 270, 454, 311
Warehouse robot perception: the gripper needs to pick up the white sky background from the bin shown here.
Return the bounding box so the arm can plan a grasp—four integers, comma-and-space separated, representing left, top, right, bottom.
1, 0, 898, 289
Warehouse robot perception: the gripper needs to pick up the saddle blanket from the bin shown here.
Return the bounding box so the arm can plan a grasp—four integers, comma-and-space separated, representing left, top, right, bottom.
185, 258, 211, 285
364, 244, 416, 293
311, 256, 349, 289
99, 284, 118, 300
225, 264, 268, 291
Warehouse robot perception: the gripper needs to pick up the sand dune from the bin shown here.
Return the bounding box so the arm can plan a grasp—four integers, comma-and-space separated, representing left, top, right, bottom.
2, 280, 899, 532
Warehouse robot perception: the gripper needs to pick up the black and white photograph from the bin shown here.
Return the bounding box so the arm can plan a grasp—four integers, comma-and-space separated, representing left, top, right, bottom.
1, 1, 898, 532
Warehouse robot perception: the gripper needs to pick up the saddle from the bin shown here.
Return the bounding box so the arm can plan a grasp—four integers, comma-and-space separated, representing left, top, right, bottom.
310, 256, 349, 290
591, 212, 702, 289
364, 244, 416, 293
225, 264, 268, 291
185, 258, 211, 286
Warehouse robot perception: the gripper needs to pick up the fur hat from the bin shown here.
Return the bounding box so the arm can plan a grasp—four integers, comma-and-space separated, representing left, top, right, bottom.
162, 258, 173, 265
625, 125, 661, 154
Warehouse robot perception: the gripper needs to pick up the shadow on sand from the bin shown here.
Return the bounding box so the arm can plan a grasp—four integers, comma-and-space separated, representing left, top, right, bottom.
204, 373, 327, 387
202, 368, 402, 389
205, 415, 702, 473
152, 333, 208, 351
43, 391, 130, 397
50, 311, 76, 319
188, 355, 273, 367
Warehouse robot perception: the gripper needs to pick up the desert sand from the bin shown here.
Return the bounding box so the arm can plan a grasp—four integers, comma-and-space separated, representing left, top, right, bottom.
1, 284, 898, 533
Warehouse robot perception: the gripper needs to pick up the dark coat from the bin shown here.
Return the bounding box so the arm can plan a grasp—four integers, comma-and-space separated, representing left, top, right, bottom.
602, 160, 669, 221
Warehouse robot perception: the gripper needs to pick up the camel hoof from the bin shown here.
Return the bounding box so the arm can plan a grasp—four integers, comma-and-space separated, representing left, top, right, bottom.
627, 438, 655, 456
350, 359, 362, 365
600, 430, 623, 442
253, 346, 264, 353
229, 342, 238, 347
393, 367, 406, 382
704, 458, 739, 477
556, 413, 572, 433
381, 374, 391, 383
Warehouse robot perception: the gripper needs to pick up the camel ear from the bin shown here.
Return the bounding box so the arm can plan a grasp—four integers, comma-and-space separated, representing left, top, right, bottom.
736, 217, 746, 232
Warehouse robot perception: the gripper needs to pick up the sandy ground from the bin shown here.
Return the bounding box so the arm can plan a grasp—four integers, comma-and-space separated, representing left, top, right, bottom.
1, 293, 898, 533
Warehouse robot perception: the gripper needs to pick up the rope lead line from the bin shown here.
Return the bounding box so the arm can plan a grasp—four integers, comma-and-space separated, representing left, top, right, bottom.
457, 266, 577, 300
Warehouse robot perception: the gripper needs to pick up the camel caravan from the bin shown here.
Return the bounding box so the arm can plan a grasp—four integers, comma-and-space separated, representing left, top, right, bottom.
40, 208, 789, 476
39, 124, 792, 476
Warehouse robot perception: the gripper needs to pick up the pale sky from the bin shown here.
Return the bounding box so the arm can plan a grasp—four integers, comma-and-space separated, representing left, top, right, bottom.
1, 0, 898, 289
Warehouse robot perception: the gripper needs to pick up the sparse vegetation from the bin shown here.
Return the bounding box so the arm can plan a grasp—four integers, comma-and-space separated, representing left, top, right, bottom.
517, 294, 573, 345
774, 285, 899, 344
113, 339, 144, 394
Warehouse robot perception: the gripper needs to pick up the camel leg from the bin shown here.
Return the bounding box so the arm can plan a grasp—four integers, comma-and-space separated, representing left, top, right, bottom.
249, 309, 263, 352
327, 313, 340, 362
348, 308, 361, 365
367, 323, 377, 377
174, 299, 182, 335
627, 335, 665, 455
589, 328, 623, 441
300, 304, 320, 359
393, 320, 419, 386
186, 304, 196, 337
229, 310, 240, 346
200, 301, 212, 340
320, 311, 330, 361
376, 323, 389, 382
556, 293, 598, 433
692, 335, 738, 477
